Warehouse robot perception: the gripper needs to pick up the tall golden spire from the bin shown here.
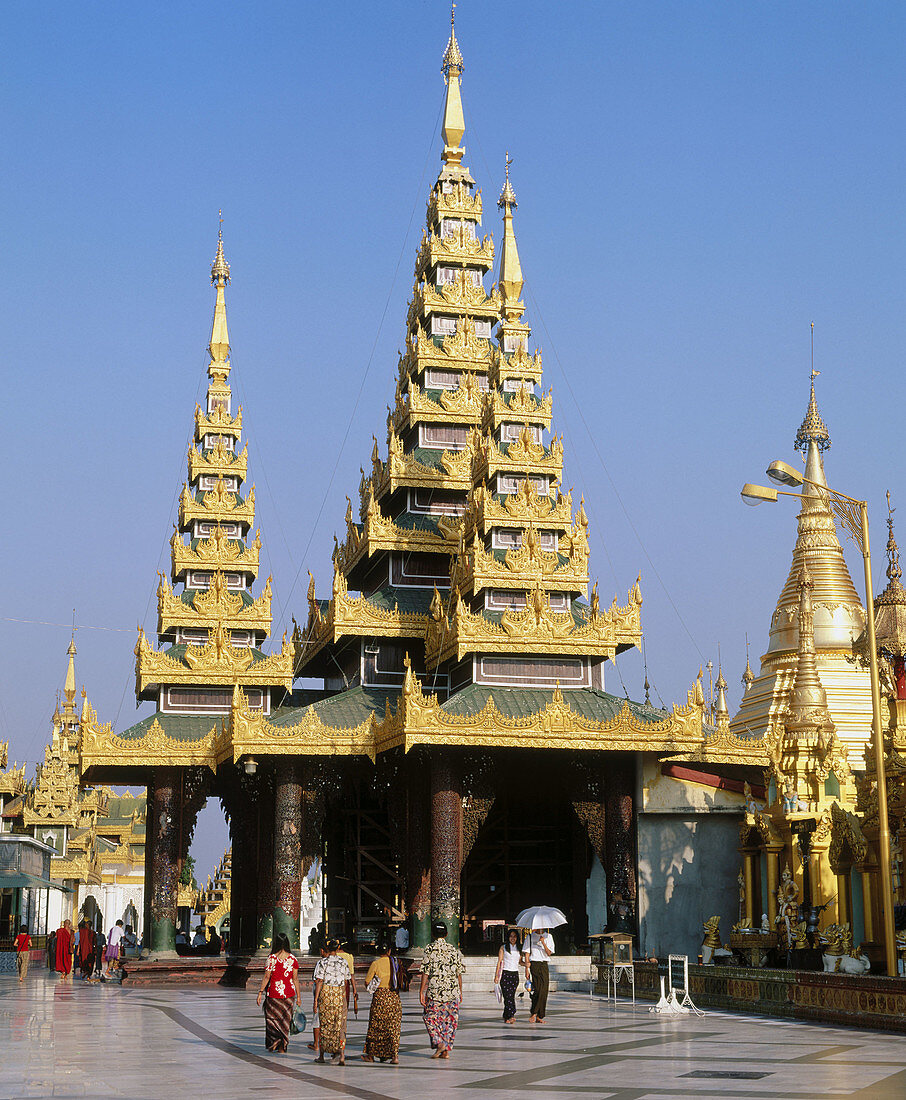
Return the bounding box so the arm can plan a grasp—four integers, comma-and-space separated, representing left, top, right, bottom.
731, 373, 871, 763
63, 633, 77, 709
873, 492, 906, 660
787, 567, 830, 721
441, 4, 465, 166
208, 214, 231, 379
497, 153, 524, 322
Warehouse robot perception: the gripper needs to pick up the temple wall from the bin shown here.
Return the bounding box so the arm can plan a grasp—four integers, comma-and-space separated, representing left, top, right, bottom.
637, 813, 743, 960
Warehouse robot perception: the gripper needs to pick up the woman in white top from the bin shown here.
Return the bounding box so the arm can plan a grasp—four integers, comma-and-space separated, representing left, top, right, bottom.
522, 928, 554, 1022
493, 928, 522, 1024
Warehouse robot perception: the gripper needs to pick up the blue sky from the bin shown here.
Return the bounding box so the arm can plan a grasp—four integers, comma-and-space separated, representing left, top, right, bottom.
2, 1, 904, 878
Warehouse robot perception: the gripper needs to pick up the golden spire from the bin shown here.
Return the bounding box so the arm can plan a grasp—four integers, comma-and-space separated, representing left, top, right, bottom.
441, 3, 465, 166
714, 666, 729, 719
874, 491, 906, 658
788, 566, 830, 720
63, 633, 77, 709
498, 152, 525, 322
741, 635, 754, 693
208, 214, 231, 375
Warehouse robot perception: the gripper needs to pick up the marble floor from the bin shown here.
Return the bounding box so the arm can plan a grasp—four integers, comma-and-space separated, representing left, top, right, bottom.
3, 972, 906, 1099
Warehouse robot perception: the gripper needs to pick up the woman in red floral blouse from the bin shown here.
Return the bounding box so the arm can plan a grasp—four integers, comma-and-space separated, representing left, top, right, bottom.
256, 933, 301, 1053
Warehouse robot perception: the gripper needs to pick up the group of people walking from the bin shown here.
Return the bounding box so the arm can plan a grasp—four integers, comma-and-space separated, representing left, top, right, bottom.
44, 919, 129, 982
494, 926, 554, 1023
257, 921, 466, 1064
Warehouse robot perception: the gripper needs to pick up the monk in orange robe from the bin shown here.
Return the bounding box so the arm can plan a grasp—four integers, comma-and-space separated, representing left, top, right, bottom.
55, 920, 74, 979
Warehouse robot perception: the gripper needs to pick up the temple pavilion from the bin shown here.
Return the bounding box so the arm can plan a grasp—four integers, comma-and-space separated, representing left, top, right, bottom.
79, 14, 759, 959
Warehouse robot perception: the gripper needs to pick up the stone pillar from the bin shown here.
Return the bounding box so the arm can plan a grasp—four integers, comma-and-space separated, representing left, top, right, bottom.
407, 757, 432, 949
148, 766, 181, 955
430, 750, 462, 946
256, 789, 275, 951
603, 753, 638, 935
229, 776, 259, 954
272, 759, 302, 951
766, 849, 780, 927
142, 782, 155, 947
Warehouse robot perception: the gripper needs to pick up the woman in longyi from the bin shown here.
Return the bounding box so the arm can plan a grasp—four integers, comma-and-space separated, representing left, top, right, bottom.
313, 939, 356, 1065
256, 933, 301, 1054
361, 942, 403, 1064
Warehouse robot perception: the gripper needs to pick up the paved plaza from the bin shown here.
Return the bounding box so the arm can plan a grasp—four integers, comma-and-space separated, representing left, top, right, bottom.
3, 973, 906, 1099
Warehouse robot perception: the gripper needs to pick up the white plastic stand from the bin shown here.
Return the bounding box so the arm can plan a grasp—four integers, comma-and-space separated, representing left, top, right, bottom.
669, 954, 704, 1016
605, 961, 635, 1005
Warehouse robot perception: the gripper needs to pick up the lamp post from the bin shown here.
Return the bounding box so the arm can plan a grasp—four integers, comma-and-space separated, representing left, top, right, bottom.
742, 462, 897, 977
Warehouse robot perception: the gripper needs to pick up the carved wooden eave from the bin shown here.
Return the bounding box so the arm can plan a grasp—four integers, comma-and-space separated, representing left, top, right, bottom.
51, 852, 103, 887
737, 810, 783, 851
177, 883, 199, 909
425, 581, 643, 665
157, 572, 273, 634
334, 501, 455, 576
427, 187, 483, 225
195, 403, 242, 439
0, 746, 27, 796
451, 533, 589, 597
79, 712, 228, 775
188, 441, 248, 484
171, 526, 261, 580
391, 376, 485, 431
409, 273, 501, 327
474, 433, 564, 484
482, 387, 553, 432
489, 344, 543, 387
374, 670, 711, 755
372, 439, 473, 500
459, 483, 576, 540
673, 727, 772, 768
135, 627, 294, 693
414, 228, 494, 277
230, 686, 377, 763
298, 570, 430, 670
178, 479, 256, 529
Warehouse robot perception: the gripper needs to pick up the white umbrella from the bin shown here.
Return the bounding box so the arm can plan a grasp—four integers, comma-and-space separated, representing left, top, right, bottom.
514, 905, 567, 930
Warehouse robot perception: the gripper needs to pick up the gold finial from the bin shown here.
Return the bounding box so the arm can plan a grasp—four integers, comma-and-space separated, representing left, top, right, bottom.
211, 212, 230, 287
498, 151, 517, 208
794, 338, 830, 454
63, 630, 77, 708
442, 1, 464, 77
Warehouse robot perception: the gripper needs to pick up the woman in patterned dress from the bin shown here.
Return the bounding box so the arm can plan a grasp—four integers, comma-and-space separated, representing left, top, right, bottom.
361, 942, 403, 1064
256, 933, 301, 1053
313, 939, 356, 1065
419, 922, 465, 1059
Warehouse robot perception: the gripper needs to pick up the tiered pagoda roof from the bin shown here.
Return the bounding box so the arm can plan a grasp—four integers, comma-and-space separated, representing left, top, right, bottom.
132, 225, 293, 718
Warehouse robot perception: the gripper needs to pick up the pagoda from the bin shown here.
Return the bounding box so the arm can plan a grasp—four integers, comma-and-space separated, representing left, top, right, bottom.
731, 378, 873, 765
81, 12, 759, 961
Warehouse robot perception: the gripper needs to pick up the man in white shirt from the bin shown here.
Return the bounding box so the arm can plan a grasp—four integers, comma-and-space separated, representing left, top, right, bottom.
522, 928, 554, 1022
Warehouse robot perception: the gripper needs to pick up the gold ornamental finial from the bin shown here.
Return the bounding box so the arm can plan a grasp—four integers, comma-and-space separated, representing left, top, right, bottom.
208, 218, 231, 372
795, 330, 830, 454
442, 2, 464, 77
873, 491, 906, 658
742, 633, 755, 692
498, 152, 524, 321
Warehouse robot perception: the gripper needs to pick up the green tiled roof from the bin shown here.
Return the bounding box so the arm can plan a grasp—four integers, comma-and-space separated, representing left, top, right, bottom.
188, 537, 247, 552
441, 685, 669, 725
116, 713, 222, 744
390, 512, 444, 535
362, 585, 435, 615
270, 686, 399, 730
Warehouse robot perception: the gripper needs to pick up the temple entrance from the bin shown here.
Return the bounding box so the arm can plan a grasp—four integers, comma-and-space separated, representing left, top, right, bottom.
324, 773, 404, 950
461, 774, 587, 952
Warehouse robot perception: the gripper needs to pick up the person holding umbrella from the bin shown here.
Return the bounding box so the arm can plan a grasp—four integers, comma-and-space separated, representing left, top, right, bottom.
515, 905, 566, 1023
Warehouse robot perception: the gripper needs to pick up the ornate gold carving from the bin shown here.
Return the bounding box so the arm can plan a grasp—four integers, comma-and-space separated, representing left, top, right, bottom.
188, 441, 248, 484
230, 685, 377, 763
171, 525, 260, 579
135, 622, 294, 691
179, 478, 256, 528
334, 497, 456, 575
414, 227, 494, 276
409, 270, 500, 326
475, 430, 564, 483
392, 372, 485, 430
195, 403, 242, 440
298, 567, 431, 670
157, 570, 273, 634
79, 707, 228, 774
451, 526, 589, 596
482, 385, 553, 431
425, 580, 642, 664
489, 343, 543, 386
372, 430, 473, 500
427, 188, 483, 224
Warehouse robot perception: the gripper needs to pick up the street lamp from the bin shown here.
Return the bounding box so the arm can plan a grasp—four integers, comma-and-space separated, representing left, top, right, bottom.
741, 463, 897, 977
